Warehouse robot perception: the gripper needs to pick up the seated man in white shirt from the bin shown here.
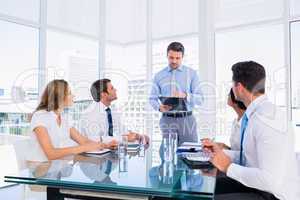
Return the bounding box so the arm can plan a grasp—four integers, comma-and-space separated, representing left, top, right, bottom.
79, 79, 149, 146
203, 61, 300, 200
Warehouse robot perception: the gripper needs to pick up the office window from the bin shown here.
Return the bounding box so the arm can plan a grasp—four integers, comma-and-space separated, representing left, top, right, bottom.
106, 0, 146, 44
105, 0, 147, 135
214, 0, 284, 28
152, 0, 198, 39
0, 20, 39, 135
291, 22, 300, 123
47, 0, 99, 37
291, 0, 300, 17
291, 21, 300, 151
46, 30, 99, 121
0, 0, 40, 22
215, 24, 285, 143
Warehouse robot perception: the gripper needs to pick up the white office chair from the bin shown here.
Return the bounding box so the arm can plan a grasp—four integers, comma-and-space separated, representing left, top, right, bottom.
0, 144, 24, 200
0, 135, 46, 200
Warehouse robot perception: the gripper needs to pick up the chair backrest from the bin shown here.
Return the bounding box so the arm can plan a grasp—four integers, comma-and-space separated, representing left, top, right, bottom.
0, 134, 30, 170
13, 137, 31, 170
0, 144, 27, 200
0, 144, 19, 186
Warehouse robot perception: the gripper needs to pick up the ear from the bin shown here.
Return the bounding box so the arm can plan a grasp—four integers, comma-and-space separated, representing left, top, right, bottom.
236, 82, 244, 92
100, 92, 106, 99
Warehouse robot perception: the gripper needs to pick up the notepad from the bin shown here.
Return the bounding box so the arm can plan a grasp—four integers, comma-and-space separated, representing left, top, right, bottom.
84, 149, 111, 155
181, 142, 202, 147
177, 142, 202, 153
127, 142, 140, 151
184, 151, 211, 162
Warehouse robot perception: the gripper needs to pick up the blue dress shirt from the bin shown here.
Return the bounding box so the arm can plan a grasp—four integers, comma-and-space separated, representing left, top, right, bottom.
149, 65, 203, 112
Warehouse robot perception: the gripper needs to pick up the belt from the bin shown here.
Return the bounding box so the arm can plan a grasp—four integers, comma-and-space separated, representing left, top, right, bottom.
162, 111, 192, 118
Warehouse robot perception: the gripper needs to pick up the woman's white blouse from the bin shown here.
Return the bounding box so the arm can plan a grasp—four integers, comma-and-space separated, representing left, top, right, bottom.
27, 110, 75, 162
229, 118, 242, 150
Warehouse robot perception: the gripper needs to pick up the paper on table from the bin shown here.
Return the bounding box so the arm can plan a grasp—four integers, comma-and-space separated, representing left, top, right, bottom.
85, 149, 111, 155
185, 152, 211, 162
181, 142, 202, 147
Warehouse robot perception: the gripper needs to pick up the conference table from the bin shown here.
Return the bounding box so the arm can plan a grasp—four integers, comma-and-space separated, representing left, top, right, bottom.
5, 149, 217, 200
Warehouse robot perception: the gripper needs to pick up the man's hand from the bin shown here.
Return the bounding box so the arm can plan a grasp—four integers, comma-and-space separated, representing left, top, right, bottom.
202, 139, 232, 173
159, 104, 172, 112
104, 139, 118, 150
172, 91, 187, 98
216, 142, 230, 150
201, 138, 230, 150
139, 134, 150, 149
126, 132, 139, 142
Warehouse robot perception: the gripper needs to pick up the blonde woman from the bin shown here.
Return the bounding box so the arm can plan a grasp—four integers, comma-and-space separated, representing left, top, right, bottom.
28, 79, 116, 161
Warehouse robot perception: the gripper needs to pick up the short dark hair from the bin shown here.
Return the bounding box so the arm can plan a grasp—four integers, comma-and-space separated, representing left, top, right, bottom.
231, 61, 266, 94
90, 79, 111, 102
229, 88, 246, 110
167, 42, 184, 55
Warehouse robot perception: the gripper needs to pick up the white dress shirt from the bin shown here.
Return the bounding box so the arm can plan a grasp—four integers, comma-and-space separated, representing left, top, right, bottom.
225, 95, 300, 200
79, 101, 127, 141
27, 110, 75, 162
229, 118, 241, 151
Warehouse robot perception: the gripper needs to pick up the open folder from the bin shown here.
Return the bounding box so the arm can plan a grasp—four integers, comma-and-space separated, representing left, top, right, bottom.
159, 96, 187, 111
177, 142, 213, 169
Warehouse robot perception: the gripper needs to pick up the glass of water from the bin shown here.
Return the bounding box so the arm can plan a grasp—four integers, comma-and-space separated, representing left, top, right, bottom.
138, 136, 145, 157
118, 135, 128, 158
162, 131, 177, 162
162, 161, 174, 184
119, 157, 128, 172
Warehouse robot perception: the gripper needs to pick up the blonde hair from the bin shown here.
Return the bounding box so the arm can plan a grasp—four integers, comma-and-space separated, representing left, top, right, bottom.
35, 79, 69, 112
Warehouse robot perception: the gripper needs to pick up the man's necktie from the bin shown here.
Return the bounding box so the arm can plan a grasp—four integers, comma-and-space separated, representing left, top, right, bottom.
170, 69, 176, 95
239, 114, 248, 165
105, 107, 113, 136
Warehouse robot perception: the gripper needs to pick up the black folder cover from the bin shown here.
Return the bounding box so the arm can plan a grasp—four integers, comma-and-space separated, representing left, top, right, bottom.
159, 96, 187, 111
181, 157, 214, 169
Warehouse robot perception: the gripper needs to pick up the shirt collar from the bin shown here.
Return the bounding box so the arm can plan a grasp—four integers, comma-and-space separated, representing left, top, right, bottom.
168, 65, 183, 72
49, 111, 57, 118
99, 101, 110, 111
245, 94, 268, 118
49, 110, 63, 122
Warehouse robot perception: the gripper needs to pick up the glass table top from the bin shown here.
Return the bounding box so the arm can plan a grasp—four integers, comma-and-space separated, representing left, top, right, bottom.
5, 150, 216, 198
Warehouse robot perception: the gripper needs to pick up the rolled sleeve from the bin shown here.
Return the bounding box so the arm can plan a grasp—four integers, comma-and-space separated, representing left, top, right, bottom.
149, 75, 161, 111
186, 71, 203, 107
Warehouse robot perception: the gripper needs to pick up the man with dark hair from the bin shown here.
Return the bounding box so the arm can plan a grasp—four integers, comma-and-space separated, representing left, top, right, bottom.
90, 79, 112, 102
80, 79, 149, 146
203, 61, 299, 200
149, 41, 203, 153
232, 61, 266, 94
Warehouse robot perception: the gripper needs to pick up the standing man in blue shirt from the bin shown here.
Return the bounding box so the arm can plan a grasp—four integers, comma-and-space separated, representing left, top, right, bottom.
149, 42, 203, 145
